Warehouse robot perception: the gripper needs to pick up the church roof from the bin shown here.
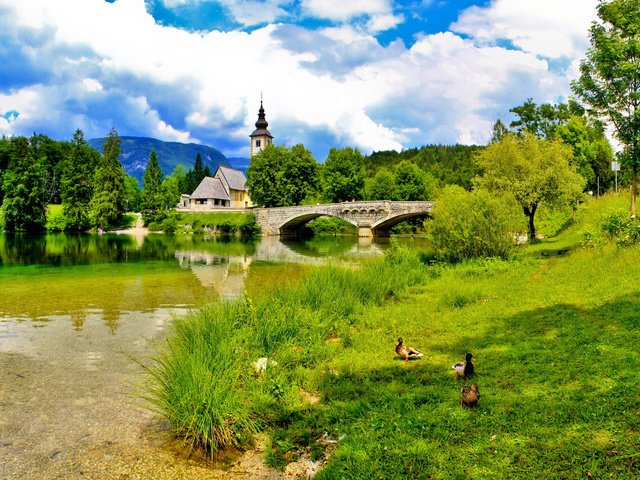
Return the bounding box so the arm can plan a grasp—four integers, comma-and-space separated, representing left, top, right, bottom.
250, 101, 273, 138
191, 176, 230, 200
217, 166, 248, 191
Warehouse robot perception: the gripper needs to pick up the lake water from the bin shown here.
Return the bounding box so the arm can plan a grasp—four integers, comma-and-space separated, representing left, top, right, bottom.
0, 232, 401, 479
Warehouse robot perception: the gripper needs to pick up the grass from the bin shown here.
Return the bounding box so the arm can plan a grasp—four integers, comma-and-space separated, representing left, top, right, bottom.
143, 192, 640, 477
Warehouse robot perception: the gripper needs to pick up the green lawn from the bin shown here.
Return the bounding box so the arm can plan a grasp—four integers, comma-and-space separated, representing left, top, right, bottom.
145, 191, 640, 478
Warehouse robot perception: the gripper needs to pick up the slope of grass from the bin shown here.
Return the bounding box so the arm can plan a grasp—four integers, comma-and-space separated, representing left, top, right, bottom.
144, 192, 640, 477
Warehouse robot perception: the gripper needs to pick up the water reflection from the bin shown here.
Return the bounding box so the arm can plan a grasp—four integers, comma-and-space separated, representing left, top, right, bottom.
0, 232, 407, 332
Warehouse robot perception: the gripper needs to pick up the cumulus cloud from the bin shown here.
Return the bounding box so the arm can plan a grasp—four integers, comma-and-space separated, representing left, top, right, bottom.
0, 0, 598, 160
159, 0, 290, 26
301, 0, 391, 20
452, 0, 598, 59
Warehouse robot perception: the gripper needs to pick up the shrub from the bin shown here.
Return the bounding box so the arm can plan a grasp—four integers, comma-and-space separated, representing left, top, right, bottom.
306, 217, 355, 235
601, 209, 640, 246
428, 186, 524, 262
46, 210, 67, 232
239, 216, 262, 236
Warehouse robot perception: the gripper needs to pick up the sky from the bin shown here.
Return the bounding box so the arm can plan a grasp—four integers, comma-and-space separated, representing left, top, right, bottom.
0, 0, 600, 162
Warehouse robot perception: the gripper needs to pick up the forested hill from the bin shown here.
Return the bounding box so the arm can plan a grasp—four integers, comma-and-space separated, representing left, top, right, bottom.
365, 144, 484, 190
88, 136, 230, 183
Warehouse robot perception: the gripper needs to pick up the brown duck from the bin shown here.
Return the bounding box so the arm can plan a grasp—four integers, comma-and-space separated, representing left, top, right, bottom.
461, 384, 480, 407
395, 337, 423, 362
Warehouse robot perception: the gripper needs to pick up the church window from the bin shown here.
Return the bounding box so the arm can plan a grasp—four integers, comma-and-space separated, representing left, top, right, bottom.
255, 140, 261, 147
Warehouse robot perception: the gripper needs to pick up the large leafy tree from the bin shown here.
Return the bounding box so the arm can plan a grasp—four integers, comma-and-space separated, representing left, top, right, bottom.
366, 169, 396, 200
394, 161, 434, 201
475, 133, 585, 240
247, 144, 319, 207
141, 149, 165, 220
61, 129, 99, 231
90, 128, 127, 229
280, 144, 320, 205
572, 0, 640, 212
505, 98, 614, 193
1, 136, 48, 231
322, 147, 365, 202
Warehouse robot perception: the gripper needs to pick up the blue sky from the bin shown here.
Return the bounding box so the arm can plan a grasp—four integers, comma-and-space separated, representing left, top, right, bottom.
0, 0, 599, 162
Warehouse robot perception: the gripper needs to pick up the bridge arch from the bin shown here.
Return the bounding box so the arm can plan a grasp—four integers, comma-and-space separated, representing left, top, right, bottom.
278, 212, 358, 236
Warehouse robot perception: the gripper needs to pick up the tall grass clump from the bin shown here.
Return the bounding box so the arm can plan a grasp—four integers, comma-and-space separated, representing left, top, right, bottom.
142, 300, 257, 455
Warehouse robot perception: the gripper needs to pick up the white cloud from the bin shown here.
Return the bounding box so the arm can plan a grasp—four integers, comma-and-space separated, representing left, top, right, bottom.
301, 0, 401, 33
367, 13, 404, 33
0, 0, 599, 158
452, 0, 598, 59
302, 0, 391, 21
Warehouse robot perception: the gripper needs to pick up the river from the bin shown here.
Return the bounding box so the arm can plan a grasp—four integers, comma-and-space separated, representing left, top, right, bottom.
0, 232, 400, 479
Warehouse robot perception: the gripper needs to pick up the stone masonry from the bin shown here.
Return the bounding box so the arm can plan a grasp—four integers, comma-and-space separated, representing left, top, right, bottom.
253, 201, 435, 237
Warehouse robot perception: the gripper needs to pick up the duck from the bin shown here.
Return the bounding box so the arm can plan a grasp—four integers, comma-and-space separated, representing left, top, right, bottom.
461, 384, 480, 407
395, 337, 423, 362
452, 352, 474, 380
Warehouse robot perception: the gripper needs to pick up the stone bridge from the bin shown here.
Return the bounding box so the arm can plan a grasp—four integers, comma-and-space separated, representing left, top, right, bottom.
253, 201, 435, 237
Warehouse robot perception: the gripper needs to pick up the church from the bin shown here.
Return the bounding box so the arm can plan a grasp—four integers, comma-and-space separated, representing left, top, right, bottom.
178, 101, 271, 211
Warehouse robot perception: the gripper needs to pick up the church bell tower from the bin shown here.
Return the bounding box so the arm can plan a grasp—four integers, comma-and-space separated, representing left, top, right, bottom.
249, 100, 273, 158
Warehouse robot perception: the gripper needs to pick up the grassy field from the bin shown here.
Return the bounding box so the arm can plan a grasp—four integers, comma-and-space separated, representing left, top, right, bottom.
144, 192, 640, 479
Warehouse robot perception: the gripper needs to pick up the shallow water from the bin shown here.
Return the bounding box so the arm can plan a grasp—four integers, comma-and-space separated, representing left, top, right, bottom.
0, 232, 406, 479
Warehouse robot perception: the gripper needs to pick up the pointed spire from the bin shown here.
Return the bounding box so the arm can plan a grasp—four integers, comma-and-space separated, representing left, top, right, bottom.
250, 98, 273, 139
255, 100, 268, 130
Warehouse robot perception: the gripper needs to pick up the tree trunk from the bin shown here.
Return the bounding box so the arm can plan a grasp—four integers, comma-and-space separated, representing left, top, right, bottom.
524, 204, 537, 241
631, 165, 637, 216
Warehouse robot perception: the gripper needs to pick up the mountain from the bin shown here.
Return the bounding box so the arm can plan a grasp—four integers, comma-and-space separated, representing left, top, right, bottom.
227, 157, 250, 172
88, 136, 231, 183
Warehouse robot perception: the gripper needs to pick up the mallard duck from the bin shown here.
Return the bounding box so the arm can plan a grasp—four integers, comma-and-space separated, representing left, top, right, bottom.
461, 384, 480, 407
452, 352, 474, 380
395, 337, 423, 362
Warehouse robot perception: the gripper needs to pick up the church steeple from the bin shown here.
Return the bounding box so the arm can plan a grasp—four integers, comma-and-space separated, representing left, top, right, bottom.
250, 99, 273, 158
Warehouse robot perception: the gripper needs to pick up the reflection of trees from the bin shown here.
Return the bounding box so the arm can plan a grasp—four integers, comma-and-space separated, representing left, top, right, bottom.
281, 236, 355, 257
0, 233, 47, 266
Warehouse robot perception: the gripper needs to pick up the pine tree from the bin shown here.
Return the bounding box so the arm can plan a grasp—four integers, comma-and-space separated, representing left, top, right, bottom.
90, 128, 126, 230
1, 136, 48, 231
61, 129, 98, 231
141, 148, 165, 221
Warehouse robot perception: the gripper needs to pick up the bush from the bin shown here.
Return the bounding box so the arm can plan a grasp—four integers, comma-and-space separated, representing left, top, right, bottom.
601, 209, 640, 246
46, 209, 67, 232
306, 217, 355, 235
240, 216, 262, 236
428, 186, 524, 263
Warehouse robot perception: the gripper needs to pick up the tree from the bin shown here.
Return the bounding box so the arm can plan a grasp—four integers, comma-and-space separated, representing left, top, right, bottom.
394, 161, 434, 201
475, 133, 585, 240
246, 144, 320, 207
124, 175, 142, 212
141, 149, 165, 220
322, 147, 365, 202
281, 144, 319, 205
90, 128, 127, 229
61, 129, 99, 231
366, 169, 396, 200
1, 136, 48, 231
506, 99, 614, 193
572, 0, 640, 213
185, 152, 207, 193
491, 119, 509, 143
